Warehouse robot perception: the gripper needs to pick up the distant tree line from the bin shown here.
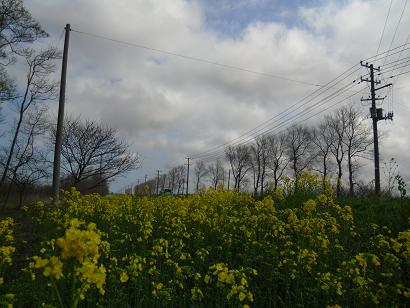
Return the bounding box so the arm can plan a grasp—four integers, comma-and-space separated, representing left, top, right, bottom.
137, 104, 379, 198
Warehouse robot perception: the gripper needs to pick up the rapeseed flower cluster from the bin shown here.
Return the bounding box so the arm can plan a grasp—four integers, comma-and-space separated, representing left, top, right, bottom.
0, 218, 15, 307
0, 218, 15, 268
0, 173, 409, 307
29, 218, 107, 305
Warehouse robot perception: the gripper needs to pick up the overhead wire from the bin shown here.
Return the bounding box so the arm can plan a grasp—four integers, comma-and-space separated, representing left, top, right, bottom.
390, 33, 410, 82
387, 68, 410, 78
382, 0, 408, 66
190, 64, 360, 159
191, 45, 410, 160
196, 81, 363, 162
70, 28, 322, 87
376, 0, 393, 55
194, 80, 361, 161
199, 85, 366, 163
378, 62, 410, 76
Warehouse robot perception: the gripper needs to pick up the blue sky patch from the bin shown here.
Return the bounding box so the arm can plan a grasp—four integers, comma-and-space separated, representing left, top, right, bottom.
200, 0, 325, 37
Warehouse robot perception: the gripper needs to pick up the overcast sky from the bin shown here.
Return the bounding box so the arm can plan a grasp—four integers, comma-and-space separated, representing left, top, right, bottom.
18, 0, 410, 192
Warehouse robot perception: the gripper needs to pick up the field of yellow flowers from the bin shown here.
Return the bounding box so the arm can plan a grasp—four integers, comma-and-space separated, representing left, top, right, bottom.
0, 179, 409, 307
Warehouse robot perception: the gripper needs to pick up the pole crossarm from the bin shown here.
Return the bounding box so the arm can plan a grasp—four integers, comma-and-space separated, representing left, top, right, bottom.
360, 61, 381, 71
360, 97, 386, 101
375, 83, 392, 91
361, 77, 381, 84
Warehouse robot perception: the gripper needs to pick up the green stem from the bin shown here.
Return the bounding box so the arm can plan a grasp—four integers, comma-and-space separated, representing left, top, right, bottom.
70, 276, 79, 308
51, 277, 65, 308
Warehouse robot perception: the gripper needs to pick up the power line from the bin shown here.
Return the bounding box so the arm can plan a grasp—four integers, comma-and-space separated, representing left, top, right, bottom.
196, 82, 363, 162
383, 0, 408, 65
193, 69, 364, 160
191, 50, 410, 160
190, 43, 410, 159
199, 86, 366, 163
190, 65, 360, 159
379, 61, 410, 75
387, 68, 410, 78
376, 0, 393, 55
390, 33, 410, 83
70, 28, 322, 87
363, 42, 410, 62
204, 82, 360, 160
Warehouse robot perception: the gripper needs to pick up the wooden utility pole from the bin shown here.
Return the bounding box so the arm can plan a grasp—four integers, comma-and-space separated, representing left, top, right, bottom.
52, 24, 71, 200
360, 61, 392, 195
185, 157, 190, 196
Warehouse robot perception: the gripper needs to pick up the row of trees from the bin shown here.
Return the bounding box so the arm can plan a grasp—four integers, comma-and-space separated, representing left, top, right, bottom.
226, 104, 372, 197
137, 104, 374, 198
0, 0, 140, 206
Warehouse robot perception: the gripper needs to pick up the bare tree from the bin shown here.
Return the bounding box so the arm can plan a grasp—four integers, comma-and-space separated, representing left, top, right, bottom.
266, 133, 288, 190
208, 160, 224, 189
285, 125, 314, 189
160, 174, 167, 191
193, 160, 208, 192
312, 119, 333, 190
174, 165, 186, 194
166, 165, 185, 194
56, 117, 141, 192
1, 106, 49, 206
382, 158, 398, 196
0, 47, 60, 189
0, 0, 48, 62
249, 135, 269, 197
328, 109, 347, 197
0, 0, 48, 119
343, 105, 372, 197
225, 145, 250, 192
167, 167, 177, 192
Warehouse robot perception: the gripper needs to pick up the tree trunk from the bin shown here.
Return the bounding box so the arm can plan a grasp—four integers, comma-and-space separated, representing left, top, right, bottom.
348, 153, 354, 197
18, 189, 24, 208
336, 160, 342, 197
322, 156, 327, 192
0, 112, 24, 189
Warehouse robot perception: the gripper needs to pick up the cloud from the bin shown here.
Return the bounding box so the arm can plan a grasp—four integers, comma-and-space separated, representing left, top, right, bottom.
17, 0, 410, 190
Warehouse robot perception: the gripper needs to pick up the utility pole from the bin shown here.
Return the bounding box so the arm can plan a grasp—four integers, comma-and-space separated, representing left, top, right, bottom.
52, 24, 71, 201
134, 179, 140, 195
185, 157, 191, 196
156, 170, 161, 195
360, 61, 392, 196
227, 169, 231, 191
144, 174, 148, 183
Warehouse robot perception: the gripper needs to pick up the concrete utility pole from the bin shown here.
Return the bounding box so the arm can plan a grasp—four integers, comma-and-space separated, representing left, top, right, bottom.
52, 24, 71, 201
360, 61, 392, 195
185, 157, 191, 196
